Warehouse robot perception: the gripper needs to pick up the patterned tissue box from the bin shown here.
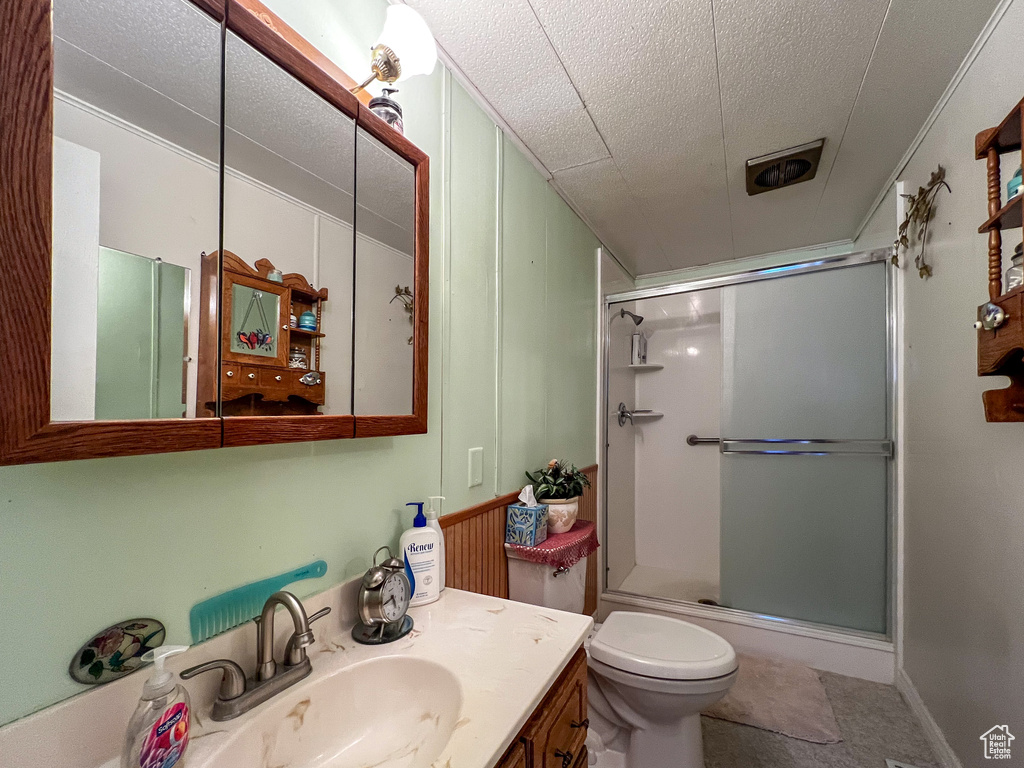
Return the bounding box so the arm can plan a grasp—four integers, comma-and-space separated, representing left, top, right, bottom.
505, 504, 549, 546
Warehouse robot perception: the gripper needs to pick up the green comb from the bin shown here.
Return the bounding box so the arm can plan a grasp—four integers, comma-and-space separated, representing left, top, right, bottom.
189, 560, 328, 644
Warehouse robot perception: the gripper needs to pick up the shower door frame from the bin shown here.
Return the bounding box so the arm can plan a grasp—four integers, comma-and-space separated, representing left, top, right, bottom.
600, 248, 897, 643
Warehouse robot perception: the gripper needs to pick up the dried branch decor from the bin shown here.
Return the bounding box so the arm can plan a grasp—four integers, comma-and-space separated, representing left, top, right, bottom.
390, 285, 414, 345
892, 166, 951, 279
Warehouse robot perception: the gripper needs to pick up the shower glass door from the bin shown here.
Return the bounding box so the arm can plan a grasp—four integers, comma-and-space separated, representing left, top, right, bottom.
719, 260, 889, 633
604, 255, 891, 636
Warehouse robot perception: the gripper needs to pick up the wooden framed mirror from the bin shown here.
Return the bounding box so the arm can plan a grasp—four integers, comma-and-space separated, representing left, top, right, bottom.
0, 0, 428, 465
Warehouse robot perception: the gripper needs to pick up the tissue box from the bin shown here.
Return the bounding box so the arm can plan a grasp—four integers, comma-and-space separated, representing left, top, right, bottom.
505, 504, 548, 546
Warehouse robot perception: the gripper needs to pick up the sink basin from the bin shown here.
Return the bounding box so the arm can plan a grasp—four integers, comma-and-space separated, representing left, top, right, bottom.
198, 656, 463, 768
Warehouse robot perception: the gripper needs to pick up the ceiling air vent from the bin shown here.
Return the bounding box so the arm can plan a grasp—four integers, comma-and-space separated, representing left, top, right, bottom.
745, 139, 825, 196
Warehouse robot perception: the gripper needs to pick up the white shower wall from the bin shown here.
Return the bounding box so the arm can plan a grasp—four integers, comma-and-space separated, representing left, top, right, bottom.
608, 291, 724, 602
605, 303, 637, 591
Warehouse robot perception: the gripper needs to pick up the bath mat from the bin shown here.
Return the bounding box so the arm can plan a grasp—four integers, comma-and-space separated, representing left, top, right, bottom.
703, 654, 841, 744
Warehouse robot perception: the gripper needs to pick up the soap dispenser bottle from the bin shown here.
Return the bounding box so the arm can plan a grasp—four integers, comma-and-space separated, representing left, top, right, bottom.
425, 496, 446, 592
122, 645, 191, 768
399, 502, 440, 606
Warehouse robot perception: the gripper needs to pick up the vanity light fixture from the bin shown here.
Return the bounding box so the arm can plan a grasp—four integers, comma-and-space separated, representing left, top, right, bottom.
351, 5, 438, 93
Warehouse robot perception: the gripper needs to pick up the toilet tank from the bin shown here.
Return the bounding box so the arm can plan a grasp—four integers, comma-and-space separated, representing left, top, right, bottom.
504, 544, 586, 613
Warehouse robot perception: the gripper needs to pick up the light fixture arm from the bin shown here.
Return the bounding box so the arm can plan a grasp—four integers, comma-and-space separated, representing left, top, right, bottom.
350, 44, 402, 94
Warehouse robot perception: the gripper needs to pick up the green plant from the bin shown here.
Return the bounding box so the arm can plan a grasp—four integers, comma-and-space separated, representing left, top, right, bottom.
525, 459, 591, 500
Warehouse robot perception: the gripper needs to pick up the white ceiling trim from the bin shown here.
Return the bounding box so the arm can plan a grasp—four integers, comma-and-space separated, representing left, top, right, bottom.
851, 0, 1015, 242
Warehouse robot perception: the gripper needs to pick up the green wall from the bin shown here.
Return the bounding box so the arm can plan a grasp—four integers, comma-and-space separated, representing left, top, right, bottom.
0, 2, 599, 726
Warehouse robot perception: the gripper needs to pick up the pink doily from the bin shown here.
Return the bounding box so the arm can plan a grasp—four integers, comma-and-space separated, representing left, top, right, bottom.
506, 520, 599, 568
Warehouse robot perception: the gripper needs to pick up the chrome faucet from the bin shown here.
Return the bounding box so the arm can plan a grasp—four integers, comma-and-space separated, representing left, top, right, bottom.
257, 591, 315, 681
181, 590, 330, 721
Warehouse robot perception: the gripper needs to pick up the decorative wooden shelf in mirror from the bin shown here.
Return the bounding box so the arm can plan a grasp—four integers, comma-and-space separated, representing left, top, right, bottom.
198, 253, 329, 417
976, 97, 1024, 422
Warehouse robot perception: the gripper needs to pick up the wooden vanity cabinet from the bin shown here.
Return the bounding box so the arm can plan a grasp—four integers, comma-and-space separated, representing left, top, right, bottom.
496, 647, 589, 768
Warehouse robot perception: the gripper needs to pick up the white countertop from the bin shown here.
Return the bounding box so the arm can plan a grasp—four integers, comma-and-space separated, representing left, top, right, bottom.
0, 586, 592, 768
186, 588, 592, 768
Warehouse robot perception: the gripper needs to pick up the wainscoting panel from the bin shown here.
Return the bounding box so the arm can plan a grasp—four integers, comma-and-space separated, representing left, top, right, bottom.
440, 465, 598, 614
577, 466, 598, 616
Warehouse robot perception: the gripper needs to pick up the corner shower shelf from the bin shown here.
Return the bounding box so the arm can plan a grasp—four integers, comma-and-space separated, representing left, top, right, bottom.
628, 363, 664, 371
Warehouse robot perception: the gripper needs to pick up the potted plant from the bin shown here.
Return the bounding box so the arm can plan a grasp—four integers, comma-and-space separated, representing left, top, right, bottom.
525, 460, 592, 534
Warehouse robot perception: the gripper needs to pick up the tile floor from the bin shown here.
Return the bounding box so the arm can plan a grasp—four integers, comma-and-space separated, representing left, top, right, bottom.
702, 670, 939, 768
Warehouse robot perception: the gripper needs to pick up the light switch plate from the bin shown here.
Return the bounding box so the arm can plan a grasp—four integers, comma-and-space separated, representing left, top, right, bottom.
468, 447, 483, 487
886, 760, 924, 768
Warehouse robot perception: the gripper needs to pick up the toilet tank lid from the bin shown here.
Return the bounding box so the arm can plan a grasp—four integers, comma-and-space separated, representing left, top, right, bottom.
589, 612, 737, 680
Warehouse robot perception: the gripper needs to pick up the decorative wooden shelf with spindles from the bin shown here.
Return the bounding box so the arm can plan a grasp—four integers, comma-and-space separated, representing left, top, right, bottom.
976, 97, 1024, 422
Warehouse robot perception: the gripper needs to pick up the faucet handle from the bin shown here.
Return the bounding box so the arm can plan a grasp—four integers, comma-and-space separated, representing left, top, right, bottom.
180, 659, 246, 701
285, 606, 331, 666
307, 606, 332, 624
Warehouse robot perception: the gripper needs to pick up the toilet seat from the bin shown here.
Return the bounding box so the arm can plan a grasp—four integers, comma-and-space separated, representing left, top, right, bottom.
588, 612, 737, 681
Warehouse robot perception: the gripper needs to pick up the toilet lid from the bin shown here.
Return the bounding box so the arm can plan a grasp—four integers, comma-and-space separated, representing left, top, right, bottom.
589, 612, 737, 680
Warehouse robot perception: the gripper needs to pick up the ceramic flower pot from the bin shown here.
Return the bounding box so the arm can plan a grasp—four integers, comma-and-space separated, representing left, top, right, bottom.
539, 496, 579, 535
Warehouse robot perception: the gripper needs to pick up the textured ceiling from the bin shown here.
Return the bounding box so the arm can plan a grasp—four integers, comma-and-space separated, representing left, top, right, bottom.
406, 0, 999, 276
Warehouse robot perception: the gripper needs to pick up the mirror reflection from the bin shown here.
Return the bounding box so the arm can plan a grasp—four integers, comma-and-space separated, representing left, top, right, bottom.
203, 31, 357, 418
354, 128, 416, 416
95, 249, 190, 419
50, 0, 221, 421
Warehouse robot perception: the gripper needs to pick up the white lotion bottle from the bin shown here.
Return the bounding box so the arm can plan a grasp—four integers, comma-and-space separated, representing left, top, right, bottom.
425, 496, 446, 592
122, 645, 191, 768
400, 502, 440, 606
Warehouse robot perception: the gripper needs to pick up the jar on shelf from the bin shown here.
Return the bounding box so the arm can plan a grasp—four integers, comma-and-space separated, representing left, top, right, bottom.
1005, 243, 1023, 292
368, 88, 404, 134
288, 346, 309, 370
297, 309, 317, 331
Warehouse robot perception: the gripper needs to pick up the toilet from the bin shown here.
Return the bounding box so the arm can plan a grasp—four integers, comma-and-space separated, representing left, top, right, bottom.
505, 551, 738, 768
585, 612, 737, 768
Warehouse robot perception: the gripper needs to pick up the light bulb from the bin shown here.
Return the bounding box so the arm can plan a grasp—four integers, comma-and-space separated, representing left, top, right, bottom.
377, 5, 437, 81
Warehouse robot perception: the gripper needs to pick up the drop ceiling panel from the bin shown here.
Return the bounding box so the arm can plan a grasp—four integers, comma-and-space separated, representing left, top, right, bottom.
405, 0, 1000, 276
713, 0, 890, 256
529, 0, 733, 270
406, 0, 609, 172
552, 159, 671, 275
809, 0, 1002, 244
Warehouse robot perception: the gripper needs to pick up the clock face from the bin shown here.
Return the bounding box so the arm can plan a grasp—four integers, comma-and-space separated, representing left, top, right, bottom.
380, 573, 410, 623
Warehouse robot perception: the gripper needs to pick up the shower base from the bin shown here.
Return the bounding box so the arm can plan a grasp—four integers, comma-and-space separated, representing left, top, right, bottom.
617, 564, 721, 605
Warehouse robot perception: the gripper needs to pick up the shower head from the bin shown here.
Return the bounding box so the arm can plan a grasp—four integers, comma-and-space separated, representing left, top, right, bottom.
619, 309, 644, 325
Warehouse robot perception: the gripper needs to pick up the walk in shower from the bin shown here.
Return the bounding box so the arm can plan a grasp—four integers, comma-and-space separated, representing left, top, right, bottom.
603, 251, 893, 637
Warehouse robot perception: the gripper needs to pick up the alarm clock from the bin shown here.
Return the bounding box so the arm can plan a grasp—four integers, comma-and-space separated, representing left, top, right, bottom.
352, 546, 414, 645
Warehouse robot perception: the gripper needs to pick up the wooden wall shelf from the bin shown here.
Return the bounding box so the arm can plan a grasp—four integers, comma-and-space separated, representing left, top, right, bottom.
979, 194, 1022, 233
976, 96, 1024, 422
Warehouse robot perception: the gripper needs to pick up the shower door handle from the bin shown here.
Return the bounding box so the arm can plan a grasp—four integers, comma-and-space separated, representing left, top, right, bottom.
720, 438, 894, 457
686, 436, 893, 456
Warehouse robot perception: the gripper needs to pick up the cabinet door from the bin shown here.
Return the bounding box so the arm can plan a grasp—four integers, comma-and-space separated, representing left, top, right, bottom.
525, 650, 588, 768
222, 272, 289, 368
495, 740, 528, 768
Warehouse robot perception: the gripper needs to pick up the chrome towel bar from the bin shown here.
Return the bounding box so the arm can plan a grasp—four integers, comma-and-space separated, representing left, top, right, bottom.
686, 435, 720, 446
